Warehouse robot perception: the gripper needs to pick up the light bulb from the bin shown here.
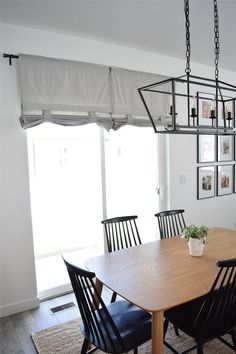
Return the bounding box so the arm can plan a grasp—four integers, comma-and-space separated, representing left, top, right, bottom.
191, 96, 196, 108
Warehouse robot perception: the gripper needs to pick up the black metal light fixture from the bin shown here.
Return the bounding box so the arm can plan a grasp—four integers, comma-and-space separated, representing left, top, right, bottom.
138, 0, 236, 135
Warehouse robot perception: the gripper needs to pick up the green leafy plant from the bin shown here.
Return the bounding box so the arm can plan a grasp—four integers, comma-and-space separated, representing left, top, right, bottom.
181, 224, 208, 244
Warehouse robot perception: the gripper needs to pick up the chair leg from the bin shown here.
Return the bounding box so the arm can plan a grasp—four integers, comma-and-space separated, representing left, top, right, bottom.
111, 291, 117, 303
230, 328, 236, 348
173, 325, 179, 336
197, 344, 204, 354
164, 319, 169, 338
81, 338, 89, 354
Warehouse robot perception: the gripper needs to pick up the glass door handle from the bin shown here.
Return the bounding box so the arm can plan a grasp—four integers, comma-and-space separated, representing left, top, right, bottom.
156, 186, 164, 200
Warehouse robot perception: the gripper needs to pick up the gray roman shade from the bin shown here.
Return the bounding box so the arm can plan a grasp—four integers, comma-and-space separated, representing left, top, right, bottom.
18, 54, 170, 130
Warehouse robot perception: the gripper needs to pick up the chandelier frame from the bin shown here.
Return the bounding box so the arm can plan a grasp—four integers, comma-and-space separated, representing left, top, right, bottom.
138, 74, 236, 135
138, 0, 236, 135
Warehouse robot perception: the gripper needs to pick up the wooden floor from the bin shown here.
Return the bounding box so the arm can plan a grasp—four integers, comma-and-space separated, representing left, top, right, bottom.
0, 289, 112, 354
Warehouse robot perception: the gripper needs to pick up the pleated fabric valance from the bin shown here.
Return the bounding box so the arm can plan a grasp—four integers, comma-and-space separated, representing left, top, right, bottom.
18, 54, 170, 130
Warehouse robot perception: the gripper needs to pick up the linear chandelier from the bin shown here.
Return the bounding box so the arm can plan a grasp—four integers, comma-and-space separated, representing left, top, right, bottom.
138, 0, 236, 135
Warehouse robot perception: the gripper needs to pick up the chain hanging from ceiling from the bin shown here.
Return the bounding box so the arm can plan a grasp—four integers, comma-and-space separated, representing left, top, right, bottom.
138, 0, 236, 135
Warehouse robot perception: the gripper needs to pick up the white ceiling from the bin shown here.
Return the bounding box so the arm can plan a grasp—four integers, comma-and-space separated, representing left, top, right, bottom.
1, 0, 236, 72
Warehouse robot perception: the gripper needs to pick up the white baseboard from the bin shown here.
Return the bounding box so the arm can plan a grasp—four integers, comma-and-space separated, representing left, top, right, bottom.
39, 283, 72, 301
0, 297, 40, 318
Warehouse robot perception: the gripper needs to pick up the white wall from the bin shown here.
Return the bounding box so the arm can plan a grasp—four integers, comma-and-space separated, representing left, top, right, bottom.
1, 23, 236, 317
0, 23, 4, 314
168, 134, 236, 228
1, 24, 39, 317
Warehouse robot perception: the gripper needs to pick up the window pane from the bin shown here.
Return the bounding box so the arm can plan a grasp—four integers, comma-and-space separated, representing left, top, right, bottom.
104, 126, 159, 243
27, 124, 103, 295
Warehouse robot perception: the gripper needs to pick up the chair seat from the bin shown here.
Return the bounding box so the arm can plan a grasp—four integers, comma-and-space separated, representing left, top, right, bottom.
80, 300, 151, 353
165, 294, 235, 343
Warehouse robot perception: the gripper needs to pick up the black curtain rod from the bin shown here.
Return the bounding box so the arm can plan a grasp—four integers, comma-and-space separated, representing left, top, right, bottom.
3, 53, 19, 66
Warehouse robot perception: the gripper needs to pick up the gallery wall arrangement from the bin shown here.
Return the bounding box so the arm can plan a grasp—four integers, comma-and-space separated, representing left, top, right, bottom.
197, 93, 236, 200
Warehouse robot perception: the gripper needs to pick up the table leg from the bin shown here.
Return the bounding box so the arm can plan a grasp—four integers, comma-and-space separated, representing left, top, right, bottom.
152, 311, 164, 354
92, 278, 103, 309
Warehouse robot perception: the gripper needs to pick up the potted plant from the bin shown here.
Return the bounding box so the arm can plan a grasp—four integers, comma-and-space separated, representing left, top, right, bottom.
181, 224, 208, 257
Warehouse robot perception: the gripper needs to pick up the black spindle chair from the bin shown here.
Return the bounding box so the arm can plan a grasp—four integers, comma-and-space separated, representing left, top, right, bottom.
102, 215, 141, 252
155, 209, 186, 337
164, 258, 236, 354
102, 215, 142, 302
63, 258, 151, 354
155, 209, 186, 239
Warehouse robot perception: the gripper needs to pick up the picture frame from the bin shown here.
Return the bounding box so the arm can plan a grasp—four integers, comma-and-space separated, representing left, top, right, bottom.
217, 164, 233, 196
235, 136, 236, 161
217, 135, 234, 162
234, 165, 236, 193
218, 96, 235, 128
197, 92, 215, 126
197, 166, 215, 200
197, 134, 216, 163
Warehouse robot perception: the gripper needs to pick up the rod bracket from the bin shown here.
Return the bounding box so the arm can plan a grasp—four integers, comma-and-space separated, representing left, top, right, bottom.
3, 53, 19, 66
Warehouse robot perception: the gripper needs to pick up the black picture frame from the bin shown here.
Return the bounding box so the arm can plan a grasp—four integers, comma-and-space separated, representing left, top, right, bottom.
197, 166, 215, 200
217, 135, 234, 162
217, 164, 233, 196
235, 136, 236, 161
197, 134, 216, 163
234, 165, 236, 193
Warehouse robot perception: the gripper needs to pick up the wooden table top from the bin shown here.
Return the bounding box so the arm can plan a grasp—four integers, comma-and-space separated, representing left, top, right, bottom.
85, 227, 236, 312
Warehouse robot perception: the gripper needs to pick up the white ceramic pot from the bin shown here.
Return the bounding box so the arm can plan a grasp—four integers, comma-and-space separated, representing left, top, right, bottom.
188, 237, 204, 257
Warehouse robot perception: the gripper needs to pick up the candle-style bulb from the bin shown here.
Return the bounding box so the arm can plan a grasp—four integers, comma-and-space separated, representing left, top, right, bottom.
210, 100, 216, 110
191, 96, 197, 108
191, 96, 197, 117
210, 100, 216, 119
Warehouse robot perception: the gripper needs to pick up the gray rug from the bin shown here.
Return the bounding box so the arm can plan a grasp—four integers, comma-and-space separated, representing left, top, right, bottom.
31, 318, 233, 354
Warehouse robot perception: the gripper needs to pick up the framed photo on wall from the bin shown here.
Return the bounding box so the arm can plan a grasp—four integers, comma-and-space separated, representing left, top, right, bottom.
197, 92, 215, 126
197, 135, 216, 163
235, 136, 236, 161
217, 164, 233, 196
235, 165, 236, 193
217, 135, 234, 161
197, 166, 215, 200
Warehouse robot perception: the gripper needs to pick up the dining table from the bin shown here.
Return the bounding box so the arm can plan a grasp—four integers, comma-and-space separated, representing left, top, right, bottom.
85, 227, 236, 354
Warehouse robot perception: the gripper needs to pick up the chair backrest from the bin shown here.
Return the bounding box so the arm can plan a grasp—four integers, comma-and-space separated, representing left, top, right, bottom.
193, 258, 236, 334
155, 209, 186, 239
101, 215, 142, 253
63, 258, 126, 353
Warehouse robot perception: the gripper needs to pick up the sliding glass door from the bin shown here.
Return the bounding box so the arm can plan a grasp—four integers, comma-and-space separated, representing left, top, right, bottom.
27, 124, 162, 298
